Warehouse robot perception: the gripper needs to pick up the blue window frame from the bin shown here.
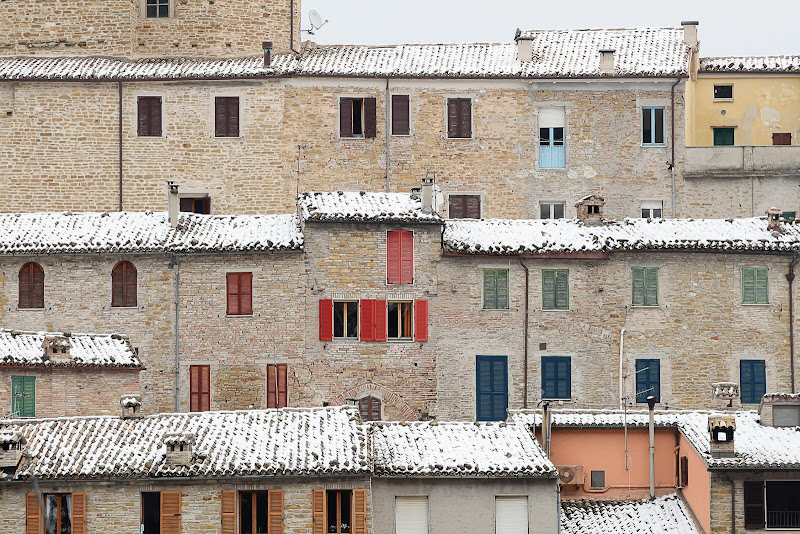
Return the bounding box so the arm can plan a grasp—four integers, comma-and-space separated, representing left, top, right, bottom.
476, 355, 508, 421
740, 360, 766, 404
542, 356, 571, 399
635, 359, 660, 403
642, 107, 665, 146
539, 127, 565, 168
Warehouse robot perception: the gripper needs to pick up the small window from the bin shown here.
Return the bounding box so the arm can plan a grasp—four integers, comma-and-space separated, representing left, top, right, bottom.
449, 194, 481, 219
226, 272, 253, 316
18, 262, 44, 309
358, 395, 381, 421
111, 261, 137, 308
145, 0, 170, 17
137, 96, 162, 137
334, 301, 358, 338
740, 359, 766, 404
541, 356, 571, 400
388, 301, 413, 339
539, 108, 566, 169
540, 202, 565, 219
641, 107, 665, 146
774, 133, 792, 146
495, 496, 528, 534
340, 97, 376, 139
590, 470, 606, 489
238, 491, 269, 534
713, 84, 733, 100
483, 269, 509, 310
782, 211, 796, 221
641, 201, 663, 219
11, 376, 35, 417
141, 491, 181, 533
391, 95, 410, 136
190, 365, 210, 412
396, 496, 428, 534
713, 127, 735, 146
742, 267, 768, 304
266, 363, 287, 408
773, 405, 800, 427
635, 359, 660, 403
179, 197, 210, 214
387, 230, 413, 285
45, 494, 73, 534
447, 98, 472, 139
542, 269, 568, 310
326, 490, 352, 534
476, 355, 508, 421
215, 97, 240, 138
679, 456, 689, 487
632, 267, 658, 307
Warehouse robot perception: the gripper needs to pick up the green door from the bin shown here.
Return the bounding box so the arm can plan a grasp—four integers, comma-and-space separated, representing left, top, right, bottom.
11, 376, 35, 417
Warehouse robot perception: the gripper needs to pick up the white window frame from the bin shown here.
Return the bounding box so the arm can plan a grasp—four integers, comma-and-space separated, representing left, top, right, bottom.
640, 200, 664, 219
713, 84, 734, 102
540, 201, 567, 220
140, 0, 176, 18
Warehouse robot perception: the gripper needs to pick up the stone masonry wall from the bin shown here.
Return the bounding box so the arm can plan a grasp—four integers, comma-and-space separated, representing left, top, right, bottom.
709, 471, 800, 534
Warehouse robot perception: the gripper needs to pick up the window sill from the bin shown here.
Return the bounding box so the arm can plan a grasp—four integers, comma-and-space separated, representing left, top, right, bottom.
332, 338, 360, 342
226, 314, 253, 318
391, 134, 412, 138
542, 398, 572, 402
483, 307, 510, 311
541, 308, 571, 312
16, 307, 45, 312
641, 144, 667, 148
340, 136, 366, 140
214, 136, 243, 140
631, 305, 660, 308
446, 137, 474, 141
713, 99, 734, 103
538, 167, 568, 171
110, 306, 139, 310
387, 338, 414, 342
137, 135, 166, 139
742, 303, 770, 306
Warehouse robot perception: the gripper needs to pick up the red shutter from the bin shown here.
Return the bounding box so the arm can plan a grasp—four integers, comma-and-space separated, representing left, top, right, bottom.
360, 300, 375, 341
221, 491, 236, 534
226, 273, 239, 315
447, 99, 458, 138
319, 299, 333, 340
267, 364, 288, 409
72, 493, 86, 534
374, 299, 387, 341
387, 231, 401, 284
392, 95, 410, 135
268, 490, 284, 534
340, 97, 353, 137
400, 230, 413, 284
459, 98, 472, 138
227, 273, 252, 315
364, 97, 377, 138
26, 493, 40, 534
277, 364, 287, 408
190, 365, 210, 412
414, 300, 428, 341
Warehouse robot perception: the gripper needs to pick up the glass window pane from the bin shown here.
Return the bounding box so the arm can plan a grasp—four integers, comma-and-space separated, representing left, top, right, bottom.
540, 203, 551, 219
539, 127, 550, 146
46, 495, 58, 534
347, 302, 358, 337
334, 302, 345, 338
642, 109, 652, 144
553, 127, 564, 145
654, 108, 664, 144
327, 491, 337, 532
61, 495, 71, 534
340, 491, 352, 533
388, 302, 399, 338
240, 492, 253, 534
400, 302, 412, 337
256, 491, 269, 534
553, 203, 564, 219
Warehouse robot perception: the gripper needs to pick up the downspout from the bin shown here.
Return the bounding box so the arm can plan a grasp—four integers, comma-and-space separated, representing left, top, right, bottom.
788, 255, 800, 393
729, 478, 736, 533
520, 260, 529, 408
385, 78, 391, 192
172, 257, 180, 411
118, 80, 123, 211
670, 77, 681, 218
289, 0, 300, 54
618, 327, 626, 409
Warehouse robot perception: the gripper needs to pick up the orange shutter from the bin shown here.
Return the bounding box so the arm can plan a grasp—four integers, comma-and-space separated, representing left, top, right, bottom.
312, 489, 325, 534
387, 231, 401, 284
26, 493, 40, 534
268, 490, 284, 534
221, 491, 236, 534
353, 489, 367, 534
161, 491, 182, 534
71, 493, 86, 534
414, 300, 428, 341
399, 231, 414, 284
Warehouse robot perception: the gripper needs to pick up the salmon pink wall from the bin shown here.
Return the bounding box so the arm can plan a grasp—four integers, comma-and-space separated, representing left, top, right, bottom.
679, 432, 711, 533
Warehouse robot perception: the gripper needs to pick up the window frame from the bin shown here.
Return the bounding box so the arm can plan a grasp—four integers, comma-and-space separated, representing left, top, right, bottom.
541, 356, 572, 400
641, 106, 666, 146
445, 97, 473, 139
742, 267, 769, 305
740, 359, 767, 404
765, 480, 800, 529
111, 260, 138, 308
326, 489, 353, 534
11, 375, 35, 418
136, 95, 163, 137
713, 84, 734, 101
540, 202, 566, 220
358, 395, 382, 421
226, 272, 253, 316
141, 0, 174, 18
396, 495, 429, 534
640, 200, 663, 219
179, 195, 211, 214
476, 355, 509, 422
214, 96, 241, 138
631, 267, 659, 307
333, 300, 360, 339
713, 127, 735, 146
542, 269, 569, 311
483, 268, 510, 310
494, 495, 528, 534
387, 300, 413, 340
44, 493, 73, 534
635, 359, 661, 404
18, 262, 44, 310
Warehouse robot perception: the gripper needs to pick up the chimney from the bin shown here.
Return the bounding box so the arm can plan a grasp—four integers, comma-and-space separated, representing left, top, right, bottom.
121, 394, 143, 419
681, 21, 699, 48
0, 430, 26, 468
599, 49, 616, 74
262, 41, 273, 68
421, 177, 434, 214
767, 207, 782, 230
711, 381, 740, 409
514, 29, 534, 62
759, 393, 800, 427
575, 195, 605, 225
41, 335, 72, 364
167, 181, 179, 228
708, 415, 736, 459
164, 433, 195, 467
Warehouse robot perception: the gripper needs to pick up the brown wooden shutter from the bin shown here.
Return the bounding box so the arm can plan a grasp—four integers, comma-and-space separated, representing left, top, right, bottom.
240, 272, 252, 315
112, 262, 125, 307
190, 365, 210, 412
268, 490, 284, 534
391, 95, 410, 135
774, 132, 792, 145
744, 481, 765, 529
319, 299, 333, 340
449, 195, 465, 218
359, 396, 381, 421
679, 456, 689, 487
215, 97, 226, 137
214, 97, 239, 138
227, 98, 239, 138
138, 97, 149, 136
459, 98, 472, 138
387, 231, 401, 284
180, 198, 194, 212
161, 491, 182, 534
221, 491, 236, 534
150, 97, 162, 137
364, 97, 377, 139
19, 263, 44, 309
138, 97, 162, 137
226, 273, 239, 315
360, 300, 375, 341
277, 364, 287, 408
374, 299, 387, 341
312, 489, 326, 534
447, 99, 458, 138
201, 197, 211, 214
414, 300, 428, 341
399, 230, 413, 284
72, 493, 86, 534
124, 262, 137, 307
267, 364, 288, 409
465, 195, 481, 219
340, 98, 354, 137
26, 493, 40, 534
352, 489, 367, 534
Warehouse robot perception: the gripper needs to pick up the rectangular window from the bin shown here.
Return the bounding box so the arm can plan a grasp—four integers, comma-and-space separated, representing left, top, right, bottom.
391, 95, 410, 136
773, 405, 800, 427
713, 84, 733, 100
449, 194, 481, 219
641, 200, 663, 219
740, 359, 766, 404
142, 491, 181, 534
635, 359, 660, 403
340, 97, 377, 139
495, 496, 528, 534
327, 490, 352, 534
388, 301, 413, 339
713, 127, 735, 146
476, 355, 508, 421
333, 301, 359, 338
396, 496, 428, 534
774, 132, 792, 146
541, 356, 571, 399
189, 365, 210, 412
43, 494, 84, 534
226, 272, 253, 316
266, 364, 287, 409
179, 197, 211, 214
358, 395, 381, 421
447, 98, 472, 139
137, 96, 162, 137
542, 269, 569, 310
146, 0, 170, 17
540, 202, 565, 219
641, 107, 665, 145
238, 491, 269, 534
483, 268, 509, 310
632, 267, 659, 306
313, 490, 365, 534
215, 96, 240, 138
11, 375, 35, 417
387, 230, 413, 285
782, 211, 796, 221
767, 481, 800, 529
590, 471, 606, 489
142, 492, 161, 534
742, 267, 768, 304
539, 108, 566, 169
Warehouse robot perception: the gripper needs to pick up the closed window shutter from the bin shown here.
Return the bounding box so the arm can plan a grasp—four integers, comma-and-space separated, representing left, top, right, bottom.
319, 299, 333, 340
391, 95, 410, 135
645, 267, 658, 306
227, 98, 239, 137
744, 481, 765, 529
374, 299, 387, 341
340, 98, 354, 137
72, 493, 86, 534
555, 270, 569, 309
558, 357, 571, 398
414, 300, 428, 341
364, 97, 377, 138
179, 198, 194, 212
447, 99, 459, 138
312, 489, 326, 534
112, 262, 136, 307
19, 263, 44, 309
240, 273, 252, 315
773, 133, 792, 146
632, 268, 645, 306
360, 300, 375, 341
190, 365, 210, 412
459, 98, 472, 138
138, 97, 150, 136
465, 195, 481, 219
226, 273, 239, 315
150, 98, 162, 137
496, 269, 508, 309
26, 493, 40, 534
542, 270, 556, 309
221, 491, 236, 534
680, 456, 689, 487
359, 396, 381, 421
495, 496, 528, 534
215, 97, 227, 137
484, 269, 497, 309
400, 230, 414, 284
743, 267, 756, 303
450, 195, 465, 218
267, 364, 288, 409
756, 268, 768, 303
387, 231, 401, 284
396, 496, 428, 534
353, 489, 367, 534
125, 262, 137, 307
161, 491, 182, 534
268, 490, 284, 534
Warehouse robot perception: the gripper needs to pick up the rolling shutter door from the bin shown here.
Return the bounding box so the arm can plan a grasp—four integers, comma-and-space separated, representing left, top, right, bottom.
395, 496, 428, 534
495, 496, 528, 534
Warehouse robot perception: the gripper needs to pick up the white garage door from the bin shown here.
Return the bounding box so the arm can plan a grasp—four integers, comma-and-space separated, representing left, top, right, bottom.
496, 496, 528, 534
396, 496, 428, 534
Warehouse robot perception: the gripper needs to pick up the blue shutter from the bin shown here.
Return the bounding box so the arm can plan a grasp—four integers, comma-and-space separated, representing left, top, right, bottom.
542, 357, 571, 400
476, 356, 508, 421
741, 360, 766, 404
636, 359, 660, 403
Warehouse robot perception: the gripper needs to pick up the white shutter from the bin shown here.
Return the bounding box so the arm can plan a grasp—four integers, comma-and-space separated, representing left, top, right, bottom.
496, 496, 528, 534
538, 107, 565, 128
396, 496, 428, 534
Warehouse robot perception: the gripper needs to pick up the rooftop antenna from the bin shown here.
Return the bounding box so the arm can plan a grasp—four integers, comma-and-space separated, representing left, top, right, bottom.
303, 10, 328, 35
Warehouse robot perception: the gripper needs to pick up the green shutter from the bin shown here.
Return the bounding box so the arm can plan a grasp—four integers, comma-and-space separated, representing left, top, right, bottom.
12, 376, 35, 417
645, 267, 659, 306
555, 270, 569, 310
483, 269, 497, 309
632, 268, 645, 306
542, 270, 556, 309
756, 268, 768, 304
496, 269, 509, 309
742, 267, 756, 304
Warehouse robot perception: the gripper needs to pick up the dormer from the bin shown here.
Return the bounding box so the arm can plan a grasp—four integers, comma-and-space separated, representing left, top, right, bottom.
708, 415, 736, 458
163, 433, 195, 467
120, 394, 142, 419
759, 393, 800, 427
0, 430, 26, 468
575, 195, 605, 225
41, 335, 72, 364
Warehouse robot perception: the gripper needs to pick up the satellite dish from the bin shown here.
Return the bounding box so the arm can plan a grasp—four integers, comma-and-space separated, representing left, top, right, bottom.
309, 9, 324, 29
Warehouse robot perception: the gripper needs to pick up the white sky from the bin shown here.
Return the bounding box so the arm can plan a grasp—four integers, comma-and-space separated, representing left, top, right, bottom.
302, 0, 799, 57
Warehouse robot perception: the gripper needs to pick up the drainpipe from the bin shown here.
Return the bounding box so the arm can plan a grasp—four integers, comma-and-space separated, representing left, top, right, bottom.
385, 78, 391, 192
172, 257, 180, 411
618, 328, 626, 409
118, 81, 123, 211
519, 260, 530, 408
289, 0, 300, 54
647, 395, 656, 500
788, 255, 800, 393
728, 477, 736, 533
670, 77, 681, 218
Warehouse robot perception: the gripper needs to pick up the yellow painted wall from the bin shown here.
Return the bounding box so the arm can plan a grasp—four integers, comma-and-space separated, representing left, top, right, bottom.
686, 75, 800, 146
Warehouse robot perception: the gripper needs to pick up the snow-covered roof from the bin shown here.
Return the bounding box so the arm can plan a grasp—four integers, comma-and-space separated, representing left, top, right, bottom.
443, 217, 800, 255
3, 407, 369, 480
560, 494, 698, 534
0, 330, 141, 368
371, 421, 556, 477
0, 211, 302, 254
700, 56, 800, 73
299, 192, 443, 224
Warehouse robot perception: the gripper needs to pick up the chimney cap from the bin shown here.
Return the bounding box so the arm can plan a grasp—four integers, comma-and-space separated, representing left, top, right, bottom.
599, 48, 616, 54
646, 396, 657, 410
681, 20, 699, 26
262, 41, 273, 49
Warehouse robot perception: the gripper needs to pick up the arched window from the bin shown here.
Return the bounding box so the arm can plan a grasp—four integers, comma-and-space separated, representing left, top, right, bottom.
111, 261, 137, 307
358, 395, 381, 421
18, 262, 44, 309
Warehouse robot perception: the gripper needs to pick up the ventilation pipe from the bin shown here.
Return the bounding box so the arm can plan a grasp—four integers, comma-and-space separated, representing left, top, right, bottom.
681, 21, 699, 48
167, 181, 179, 228
262, 41, 273, 68
421, 177, 434, 214
599, 49, 616, 74
647, 395, 657, 500
514, 29, 534, 62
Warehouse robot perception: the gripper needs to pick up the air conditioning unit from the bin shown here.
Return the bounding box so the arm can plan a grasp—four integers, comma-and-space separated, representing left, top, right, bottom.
557, 464, 585, 486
